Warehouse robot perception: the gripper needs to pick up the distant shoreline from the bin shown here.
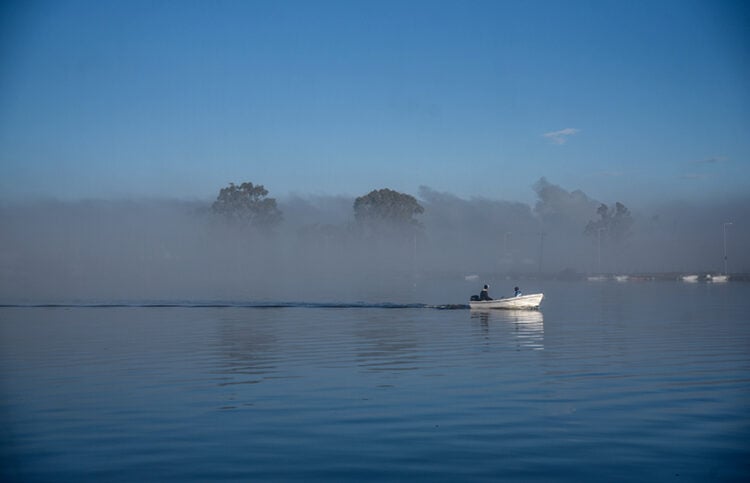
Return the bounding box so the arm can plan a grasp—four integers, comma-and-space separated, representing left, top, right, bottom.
475, 272, 750, 282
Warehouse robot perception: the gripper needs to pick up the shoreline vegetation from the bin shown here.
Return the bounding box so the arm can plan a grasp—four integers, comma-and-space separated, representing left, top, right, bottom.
2, 181, 746, 304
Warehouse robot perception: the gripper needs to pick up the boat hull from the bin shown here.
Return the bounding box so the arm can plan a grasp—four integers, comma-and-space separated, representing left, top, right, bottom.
708, 275, 729, 283
469, 293, 544, 310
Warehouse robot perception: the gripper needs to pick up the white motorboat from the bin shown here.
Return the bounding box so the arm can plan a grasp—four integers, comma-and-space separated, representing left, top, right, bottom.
682, 274, 699, 283
708, 274, 729, 283
469, 293, 544, 310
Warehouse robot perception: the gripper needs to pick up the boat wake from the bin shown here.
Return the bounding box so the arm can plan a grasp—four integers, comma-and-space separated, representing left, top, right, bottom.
1, 301, 471, 310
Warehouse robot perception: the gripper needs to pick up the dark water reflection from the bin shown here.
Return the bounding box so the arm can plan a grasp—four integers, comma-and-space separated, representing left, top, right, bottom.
1, 282, 749, 482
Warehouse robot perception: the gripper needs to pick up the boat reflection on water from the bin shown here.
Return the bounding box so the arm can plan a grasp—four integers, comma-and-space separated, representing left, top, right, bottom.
470, 309, 544, 350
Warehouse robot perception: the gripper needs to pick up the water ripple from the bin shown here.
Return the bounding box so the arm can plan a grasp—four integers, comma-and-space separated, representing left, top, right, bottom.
2, 283, 749, 482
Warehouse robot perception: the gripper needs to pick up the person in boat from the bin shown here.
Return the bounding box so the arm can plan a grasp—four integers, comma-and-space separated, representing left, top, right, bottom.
479, 284, 492, 301
514, 286, 522, 297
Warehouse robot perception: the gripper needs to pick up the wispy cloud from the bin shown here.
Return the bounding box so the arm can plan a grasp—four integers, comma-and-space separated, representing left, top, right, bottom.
543, 128, 580, 145
679, 157, 727, 180
692, 156, 727, 165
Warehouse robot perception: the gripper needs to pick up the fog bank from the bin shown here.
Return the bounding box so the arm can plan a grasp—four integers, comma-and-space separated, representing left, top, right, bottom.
1, 181, 748, 303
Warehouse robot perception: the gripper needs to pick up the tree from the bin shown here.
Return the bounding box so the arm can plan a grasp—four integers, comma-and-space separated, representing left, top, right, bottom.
211, 182, 283, 228
353, 188, 424, 228
585, 201, 633, 244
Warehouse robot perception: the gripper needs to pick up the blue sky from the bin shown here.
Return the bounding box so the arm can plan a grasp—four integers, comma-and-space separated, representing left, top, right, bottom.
1, 0, 748, 205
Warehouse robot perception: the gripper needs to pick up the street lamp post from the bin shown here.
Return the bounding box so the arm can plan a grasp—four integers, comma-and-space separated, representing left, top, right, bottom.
723, 222, 733, 276
597, 227, 605, 274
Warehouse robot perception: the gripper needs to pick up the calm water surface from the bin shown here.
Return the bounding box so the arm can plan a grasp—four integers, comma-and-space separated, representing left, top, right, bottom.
1, 281, 749, 481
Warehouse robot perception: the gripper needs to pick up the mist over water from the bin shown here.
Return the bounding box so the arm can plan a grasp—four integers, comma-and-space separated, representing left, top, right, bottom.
1, 180, 748, 303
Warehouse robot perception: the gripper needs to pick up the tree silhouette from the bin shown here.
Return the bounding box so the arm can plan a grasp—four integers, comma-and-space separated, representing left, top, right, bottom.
212, 182, 282, 228
353, 188, 424, 228
585, 202, 633, 244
